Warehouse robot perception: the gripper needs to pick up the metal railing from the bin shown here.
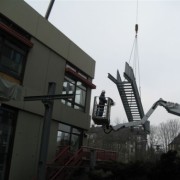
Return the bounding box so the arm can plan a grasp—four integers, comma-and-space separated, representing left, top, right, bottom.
48, 146, 117, 180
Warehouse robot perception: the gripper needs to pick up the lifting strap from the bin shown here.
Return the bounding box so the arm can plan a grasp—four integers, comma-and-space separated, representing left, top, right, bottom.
128, 0, 141, 97
135, 24, 138, 36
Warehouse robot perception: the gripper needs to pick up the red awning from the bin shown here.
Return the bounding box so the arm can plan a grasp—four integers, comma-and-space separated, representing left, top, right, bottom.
65, 68, 96, 89
0, 22, 33, 48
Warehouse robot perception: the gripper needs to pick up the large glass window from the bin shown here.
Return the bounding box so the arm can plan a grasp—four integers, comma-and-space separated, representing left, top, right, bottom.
0, 35, 27, 80
62, 75, 87, 111
57, 131, 70, 146
0, 14, 31, 81
56, 123, 83, 152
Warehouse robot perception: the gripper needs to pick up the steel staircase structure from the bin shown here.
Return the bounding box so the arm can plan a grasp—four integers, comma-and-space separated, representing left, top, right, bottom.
46, 146, 72, 180
108, 62, 144, 122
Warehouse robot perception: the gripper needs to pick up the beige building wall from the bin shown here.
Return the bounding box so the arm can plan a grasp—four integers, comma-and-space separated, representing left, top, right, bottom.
0, 0, 95, 78
0, 0, 95, 129
9, 111, 58, 180
9, 111, 42, 180
0, 1, 96, 180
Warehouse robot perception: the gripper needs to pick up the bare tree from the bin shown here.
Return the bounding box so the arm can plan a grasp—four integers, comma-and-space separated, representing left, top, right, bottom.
168, 119, 180, 141
148, 125, 159, 148
157, 119, 180, 152
158, 122, 169, 152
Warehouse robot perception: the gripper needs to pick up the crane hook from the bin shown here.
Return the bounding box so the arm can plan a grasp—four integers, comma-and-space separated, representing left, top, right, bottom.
135, 24, 138, 36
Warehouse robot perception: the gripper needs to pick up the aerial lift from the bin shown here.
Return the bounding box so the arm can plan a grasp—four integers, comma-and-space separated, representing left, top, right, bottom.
92, 63, 180, 134
92, 97, 180, 134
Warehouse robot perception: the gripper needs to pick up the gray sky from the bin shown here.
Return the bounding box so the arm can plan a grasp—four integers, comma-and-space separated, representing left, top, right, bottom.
24, 0, 180, 126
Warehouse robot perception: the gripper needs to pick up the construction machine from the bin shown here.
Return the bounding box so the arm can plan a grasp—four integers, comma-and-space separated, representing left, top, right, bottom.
92, 98, 180, 134
92, 63, 180, 134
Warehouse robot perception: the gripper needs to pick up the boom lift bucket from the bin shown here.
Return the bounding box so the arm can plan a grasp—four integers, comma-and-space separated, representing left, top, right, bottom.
92, 96, 113, 126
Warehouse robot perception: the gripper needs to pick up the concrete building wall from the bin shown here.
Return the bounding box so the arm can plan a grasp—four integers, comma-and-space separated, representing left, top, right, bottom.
8, 110, 58, 180
0, 0, 95, 78
0, 0, 94, 130
9, 111, 57, 180
0, 1, 96, 179
9, 111, 42, 180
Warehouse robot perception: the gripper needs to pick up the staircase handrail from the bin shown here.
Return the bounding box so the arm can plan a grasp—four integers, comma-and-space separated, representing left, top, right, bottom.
47, 145, 70, 165
49, 146, 117, 180
49, 147, 84, 180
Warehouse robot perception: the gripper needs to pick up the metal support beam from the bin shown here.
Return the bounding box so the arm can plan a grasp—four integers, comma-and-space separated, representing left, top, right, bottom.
24, 94, 74, 102
24, 82, 74, 180
45, 0, 55, 20
37, 82, 56, 180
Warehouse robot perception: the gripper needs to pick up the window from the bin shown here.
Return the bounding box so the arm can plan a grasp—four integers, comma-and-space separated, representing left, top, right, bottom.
0, 33, 28, 80
61, 64, 96, 111
62, 75, 87, 111
56, 123, 83, 151
57, 131, 70, 146
0, 14, 32, 81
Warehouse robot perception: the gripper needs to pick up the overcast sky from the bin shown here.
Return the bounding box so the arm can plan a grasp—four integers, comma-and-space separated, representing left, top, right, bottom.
24, 0, 180, 126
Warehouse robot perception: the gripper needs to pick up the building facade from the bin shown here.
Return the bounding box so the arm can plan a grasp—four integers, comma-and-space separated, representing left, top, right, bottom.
169, 134, 180, 154
0, 1, 96, 179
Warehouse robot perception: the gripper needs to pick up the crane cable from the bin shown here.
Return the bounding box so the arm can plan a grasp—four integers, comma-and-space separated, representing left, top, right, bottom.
128, 0, 141, 97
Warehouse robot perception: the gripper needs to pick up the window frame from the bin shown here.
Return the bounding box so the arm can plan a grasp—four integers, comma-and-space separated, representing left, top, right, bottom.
56, 122, 83, 151
62, 74, 87, 111
0, 30, 28, 81
0, 14, 32, 82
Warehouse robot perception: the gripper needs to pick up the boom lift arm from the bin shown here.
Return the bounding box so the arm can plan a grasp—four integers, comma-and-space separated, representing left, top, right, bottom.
93, 98, 180, 134
110, 98, 180, 133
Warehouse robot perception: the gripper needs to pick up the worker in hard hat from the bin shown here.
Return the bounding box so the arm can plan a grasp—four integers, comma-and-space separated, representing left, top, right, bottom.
97, 90, 107, 117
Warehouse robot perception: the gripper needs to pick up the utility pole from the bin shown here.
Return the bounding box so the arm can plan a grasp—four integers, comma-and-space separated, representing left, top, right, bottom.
45, 0, 55, 20
24, 82, 73, 180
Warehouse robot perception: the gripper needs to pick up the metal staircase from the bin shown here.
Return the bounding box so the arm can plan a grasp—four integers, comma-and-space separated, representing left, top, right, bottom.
108, 62, 144, 122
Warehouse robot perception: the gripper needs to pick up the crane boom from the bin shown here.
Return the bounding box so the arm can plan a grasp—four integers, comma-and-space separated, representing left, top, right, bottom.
159, 99, 180, 116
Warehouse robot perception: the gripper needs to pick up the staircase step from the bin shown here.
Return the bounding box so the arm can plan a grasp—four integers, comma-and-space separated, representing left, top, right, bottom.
108, 62, 144, 122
